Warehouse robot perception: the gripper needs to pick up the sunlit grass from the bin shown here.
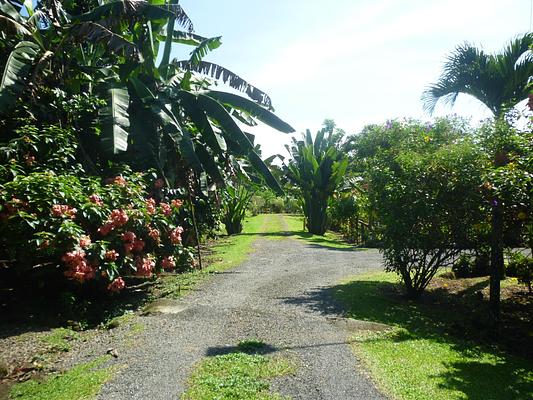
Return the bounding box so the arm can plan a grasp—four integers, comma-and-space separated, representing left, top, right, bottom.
335, 272, 533, 400
181, 341, 294, 400
9, 356, 114, 400
281, 214, 356, 249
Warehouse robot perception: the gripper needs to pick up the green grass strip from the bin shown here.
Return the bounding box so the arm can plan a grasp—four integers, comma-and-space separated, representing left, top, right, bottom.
9, 356, 114, 400
281, 215, 356, 249
335, 272, 533, 400
181, 341, 294, 400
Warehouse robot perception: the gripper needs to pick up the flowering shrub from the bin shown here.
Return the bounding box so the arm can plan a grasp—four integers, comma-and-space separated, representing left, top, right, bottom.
0, 170, 193, 293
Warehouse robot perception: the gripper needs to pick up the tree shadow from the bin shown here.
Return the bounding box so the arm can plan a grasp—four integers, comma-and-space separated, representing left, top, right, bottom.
437, 360, 533, 399
237, 229, 363, 251
281, 277, 533, 397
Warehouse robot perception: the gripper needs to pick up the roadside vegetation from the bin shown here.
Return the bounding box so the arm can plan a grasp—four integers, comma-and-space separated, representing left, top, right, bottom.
335, 271, 533, 400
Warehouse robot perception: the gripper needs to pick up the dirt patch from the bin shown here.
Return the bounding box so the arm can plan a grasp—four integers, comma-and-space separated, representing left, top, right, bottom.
425, 275, 533, 358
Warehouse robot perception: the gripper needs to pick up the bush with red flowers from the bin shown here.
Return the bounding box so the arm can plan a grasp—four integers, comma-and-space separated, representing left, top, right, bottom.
0, 170, 193, 293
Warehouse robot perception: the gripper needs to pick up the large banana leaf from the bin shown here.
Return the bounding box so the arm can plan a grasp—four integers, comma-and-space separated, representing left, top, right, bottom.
71, 22, 140, 59
188, 36, 222, 66
205, 90, 294, 133
99, 88, 130, 155
172, 60, 273, 110
175, 90, 227, 155
74, 0, 192, 29
0, 41, 40, 113
130, 77, 204, 173
196, 94, 283, 195
168, 30, 207, 46
0, 0, 31, 35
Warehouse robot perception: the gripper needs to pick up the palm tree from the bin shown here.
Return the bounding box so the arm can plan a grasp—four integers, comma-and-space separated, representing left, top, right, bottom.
422, 33, 533, 322
422, 33, 532, 115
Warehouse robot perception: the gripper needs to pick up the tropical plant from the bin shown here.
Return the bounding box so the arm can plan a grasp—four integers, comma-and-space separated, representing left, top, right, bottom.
221, 183, 254, 235
0, 0, 294, 194
422, 33, 533, 320
0, 164, 193, 293
284, 121, 348, 235
356, 119, 489, 298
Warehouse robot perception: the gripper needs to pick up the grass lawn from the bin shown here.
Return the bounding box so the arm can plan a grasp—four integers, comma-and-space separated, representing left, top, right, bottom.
335, 272, 533, 400
9, 357, 115, 400
181, 340, 294, 400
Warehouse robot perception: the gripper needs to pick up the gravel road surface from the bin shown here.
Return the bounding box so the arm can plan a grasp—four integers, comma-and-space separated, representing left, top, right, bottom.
82, 223, 387, 399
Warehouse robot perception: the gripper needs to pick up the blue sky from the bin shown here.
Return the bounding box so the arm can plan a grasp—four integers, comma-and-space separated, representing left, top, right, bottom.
176, 0, 532, 156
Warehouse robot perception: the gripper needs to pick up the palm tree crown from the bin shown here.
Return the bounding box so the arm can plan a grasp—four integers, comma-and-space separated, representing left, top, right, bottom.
422, 33, 533, 116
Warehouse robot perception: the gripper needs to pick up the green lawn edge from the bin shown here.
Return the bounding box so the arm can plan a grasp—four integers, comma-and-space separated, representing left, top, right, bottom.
335, 271, 533, 400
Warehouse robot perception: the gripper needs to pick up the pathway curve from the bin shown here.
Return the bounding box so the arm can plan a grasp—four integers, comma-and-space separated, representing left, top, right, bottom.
94, 216, 387, 399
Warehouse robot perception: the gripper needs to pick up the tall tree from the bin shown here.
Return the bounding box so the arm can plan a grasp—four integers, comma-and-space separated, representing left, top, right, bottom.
422, 33, 533, 323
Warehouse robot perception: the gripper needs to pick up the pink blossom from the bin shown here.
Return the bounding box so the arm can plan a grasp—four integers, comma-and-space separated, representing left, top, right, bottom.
170, 226, 184, 245
109, 209, 128, 227
124, 242, 134, 254
148, 227, 160, 241
132, 239, 145, 253
51, 204, 77, 218
104, 250, 119, 261
107, 277, 126, 292
62, 250, 95, 283
121, 231, 136, 243
106, 176, 127, 186
171, 199, 183, 209
79, 235, 91, 248
145, 198, 156, 215
89, 194, 103, 206
161, 256, 176, 271
135, 256, 155, 277
24, 154, 35, 166
98, 222, 114, 236
154, 179, 164, 189
160, 202, 172, 216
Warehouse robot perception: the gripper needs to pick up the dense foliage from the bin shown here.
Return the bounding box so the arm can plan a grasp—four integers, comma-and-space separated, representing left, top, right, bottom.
0, 0, 293, 294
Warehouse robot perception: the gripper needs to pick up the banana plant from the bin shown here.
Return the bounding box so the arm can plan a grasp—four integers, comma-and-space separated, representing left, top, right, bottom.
284, 123, 349, 235
0, 0, 294, 195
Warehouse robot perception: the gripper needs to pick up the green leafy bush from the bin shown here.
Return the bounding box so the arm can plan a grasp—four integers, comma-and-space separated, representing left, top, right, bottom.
452, 252, 490, 278
506, 252, 533, 293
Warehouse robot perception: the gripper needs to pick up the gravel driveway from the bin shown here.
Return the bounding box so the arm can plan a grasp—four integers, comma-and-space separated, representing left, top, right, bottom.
85, 227, 387, 399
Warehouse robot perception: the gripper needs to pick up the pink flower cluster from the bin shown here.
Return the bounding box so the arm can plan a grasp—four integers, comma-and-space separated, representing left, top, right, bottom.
79, 235, 91, 249
122, 231, 144, 254
51, 204, 77, 219
160, 202, 172, 216
62, 250, 95, 282
146, 198, 156, 215
107, 277, 125, 292
105, 250, 119, 261
148, 226, 160, 242
161, 256, 176, 271
171, 199, 183, 209
170, 226, 184, 244
106, 176, 127, 186
98, 209, 129, 236
89, 194, 103, 206
135, 256, 155, 277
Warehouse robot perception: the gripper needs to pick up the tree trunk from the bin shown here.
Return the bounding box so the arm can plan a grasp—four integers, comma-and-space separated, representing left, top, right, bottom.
489, 199, 503, 324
